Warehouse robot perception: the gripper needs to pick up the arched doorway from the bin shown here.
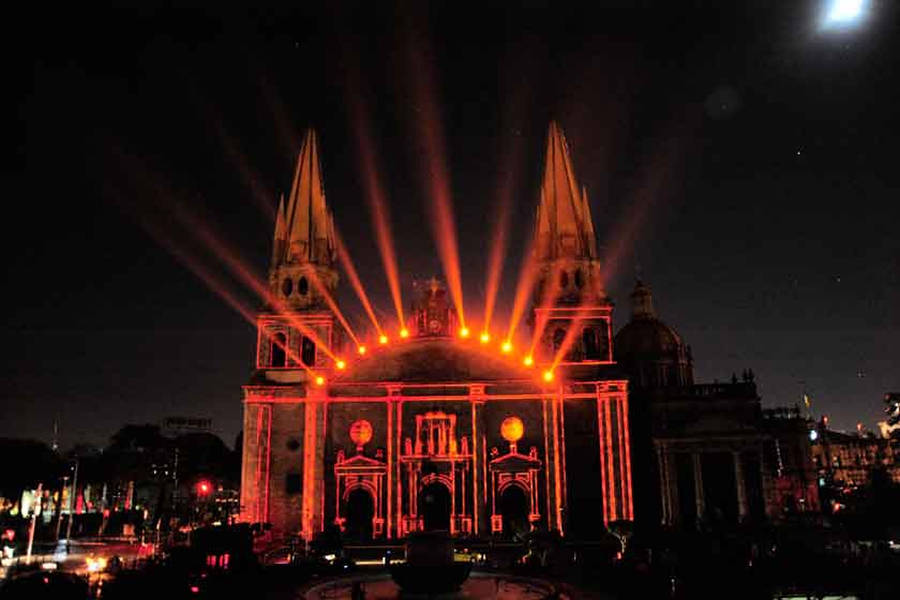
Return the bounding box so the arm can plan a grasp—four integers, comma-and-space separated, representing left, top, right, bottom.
499, 485, 530, 539
345, 488, 374, 541
419, 482, 451, 531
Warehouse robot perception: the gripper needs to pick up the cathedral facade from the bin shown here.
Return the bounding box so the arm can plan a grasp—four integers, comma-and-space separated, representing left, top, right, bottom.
239, 124, 634, 541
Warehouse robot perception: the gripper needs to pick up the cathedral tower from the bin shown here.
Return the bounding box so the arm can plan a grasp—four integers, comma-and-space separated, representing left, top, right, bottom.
531, 122, 613, 367
241, 128, 338, 541
257, 129, 342, 378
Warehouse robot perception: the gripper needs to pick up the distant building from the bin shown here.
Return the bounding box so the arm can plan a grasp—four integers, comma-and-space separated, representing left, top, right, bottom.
811, 420, 900, 488
615, 281, 819, 527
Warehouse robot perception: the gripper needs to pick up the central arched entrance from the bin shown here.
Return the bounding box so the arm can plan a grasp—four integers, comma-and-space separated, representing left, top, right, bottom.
345, 488, 375, 541
499, 485, 530, 538
419, 482, 451, 531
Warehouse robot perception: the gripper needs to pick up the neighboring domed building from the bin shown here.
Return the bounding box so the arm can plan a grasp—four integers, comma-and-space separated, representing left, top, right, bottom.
614, 280, 818, 528
614, 280, 693, 390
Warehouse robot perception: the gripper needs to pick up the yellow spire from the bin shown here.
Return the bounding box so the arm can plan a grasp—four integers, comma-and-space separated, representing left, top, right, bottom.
534, 121, 596, 261
282, 129, 335, 266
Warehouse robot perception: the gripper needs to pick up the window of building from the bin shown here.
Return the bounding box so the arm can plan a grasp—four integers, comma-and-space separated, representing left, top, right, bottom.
271, 332, 287, 367
560, 271, 569, 288
582, 325, 609, 360
298, 276, 309, 295
282, 277, 293, 297
301, 335, 316, 366
574, 269, 584, 288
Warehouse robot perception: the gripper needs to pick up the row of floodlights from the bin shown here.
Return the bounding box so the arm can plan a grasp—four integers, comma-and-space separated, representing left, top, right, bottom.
310, 326, 555, 387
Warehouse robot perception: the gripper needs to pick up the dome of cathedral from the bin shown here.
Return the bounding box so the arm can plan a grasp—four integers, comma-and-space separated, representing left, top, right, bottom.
614, 317, 684, 359
613, 279, 686, 360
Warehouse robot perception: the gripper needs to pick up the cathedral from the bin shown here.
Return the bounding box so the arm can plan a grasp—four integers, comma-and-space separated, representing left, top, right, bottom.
239, 124, 634, 541
238, 121, 821, 542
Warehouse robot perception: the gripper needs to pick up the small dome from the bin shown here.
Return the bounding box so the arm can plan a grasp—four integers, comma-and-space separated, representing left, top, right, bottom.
614, 317, 684, 359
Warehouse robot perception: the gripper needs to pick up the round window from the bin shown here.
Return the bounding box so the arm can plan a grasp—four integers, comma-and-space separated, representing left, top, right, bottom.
298, 276, 309, 295
282, 277, 293, 296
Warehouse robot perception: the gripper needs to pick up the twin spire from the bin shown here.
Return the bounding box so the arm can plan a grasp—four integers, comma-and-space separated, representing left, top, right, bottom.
534, 121, 598, 262
272, 122, 598, 276
272, 129, 336, 269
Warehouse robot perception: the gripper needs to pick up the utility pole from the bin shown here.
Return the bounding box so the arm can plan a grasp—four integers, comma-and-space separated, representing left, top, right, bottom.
26, 483, 43, 562
54, 475, 69, 540
65, 459, 79, 551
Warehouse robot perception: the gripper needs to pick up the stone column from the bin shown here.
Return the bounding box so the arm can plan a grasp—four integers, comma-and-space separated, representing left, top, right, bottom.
656, 443, 675, 525
470, 389, 486, 537
692, 452, 705, 521
733, 451, 748, 521
656, 443, 670, 525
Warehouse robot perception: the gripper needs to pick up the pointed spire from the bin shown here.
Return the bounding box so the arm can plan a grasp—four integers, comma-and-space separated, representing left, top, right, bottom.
534, 121, 596, 261
280, 128, 336, 267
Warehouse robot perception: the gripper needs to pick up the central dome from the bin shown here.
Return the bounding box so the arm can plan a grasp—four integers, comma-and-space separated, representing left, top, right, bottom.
335, 338, 529, 383
614, 317, 683, 358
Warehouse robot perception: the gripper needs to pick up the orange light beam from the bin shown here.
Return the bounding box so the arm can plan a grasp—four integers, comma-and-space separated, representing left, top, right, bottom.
406, 26, 466, 327
333, 228, 384, 337
125, 192, 313, 374
102, 153, 320, 373
347, 88, 406, 327
600, 116, 696, 288
550, 300, 592, 371
528, 261, 565, 357
483, 75, 528, 334
482, 177, 512, 333
504, 235, 539, 344
306, 268, 361, 347
172, 204, 338, 362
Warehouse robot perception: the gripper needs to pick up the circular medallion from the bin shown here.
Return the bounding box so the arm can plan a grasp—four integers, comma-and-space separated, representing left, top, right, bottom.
349, 419, 373, 447
500, 416, 524, 443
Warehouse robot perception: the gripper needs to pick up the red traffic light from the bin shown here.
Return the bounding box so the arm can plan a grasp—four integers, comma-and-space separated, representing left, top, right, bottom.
197, 481, 211, 495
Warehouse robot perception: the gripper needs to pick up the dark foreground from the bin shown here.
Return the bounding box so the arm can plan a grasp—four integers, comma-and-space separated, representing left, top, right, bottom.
2, 527, 900, 599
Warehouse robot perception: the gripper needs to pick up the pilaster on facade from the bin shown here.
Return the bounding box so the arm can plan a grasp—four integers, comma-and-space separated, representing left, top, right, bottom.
692, 452, 705, 521
733, 451, 748, 520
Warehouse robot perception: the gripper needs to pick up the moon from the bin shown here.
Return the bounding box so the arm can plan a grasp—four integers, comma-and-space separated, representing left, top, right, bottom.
821, 0, 867, 30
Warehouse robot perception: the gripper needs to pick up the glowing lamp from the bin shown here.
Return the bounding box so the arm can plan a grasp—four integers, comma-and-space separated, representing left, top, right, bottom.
400, 328, 409, 339
315, 375, 325, 386
196, 481, 211, 496
523, 355, 534, 367
335, 359, 346, 370
379, 335, 389, 345
542, 370, 554, 382
501, 341, 513, 353
459, 327, 470, 338
479, 332, 490, 344
349, 419, 373, 449
358, 345, 367, 355
500, 416, 524, 443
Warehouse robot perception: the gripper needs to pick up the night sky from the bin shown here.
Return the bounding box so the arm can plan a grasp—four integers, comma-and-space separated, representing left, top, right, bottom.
3, 2, 898, 451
